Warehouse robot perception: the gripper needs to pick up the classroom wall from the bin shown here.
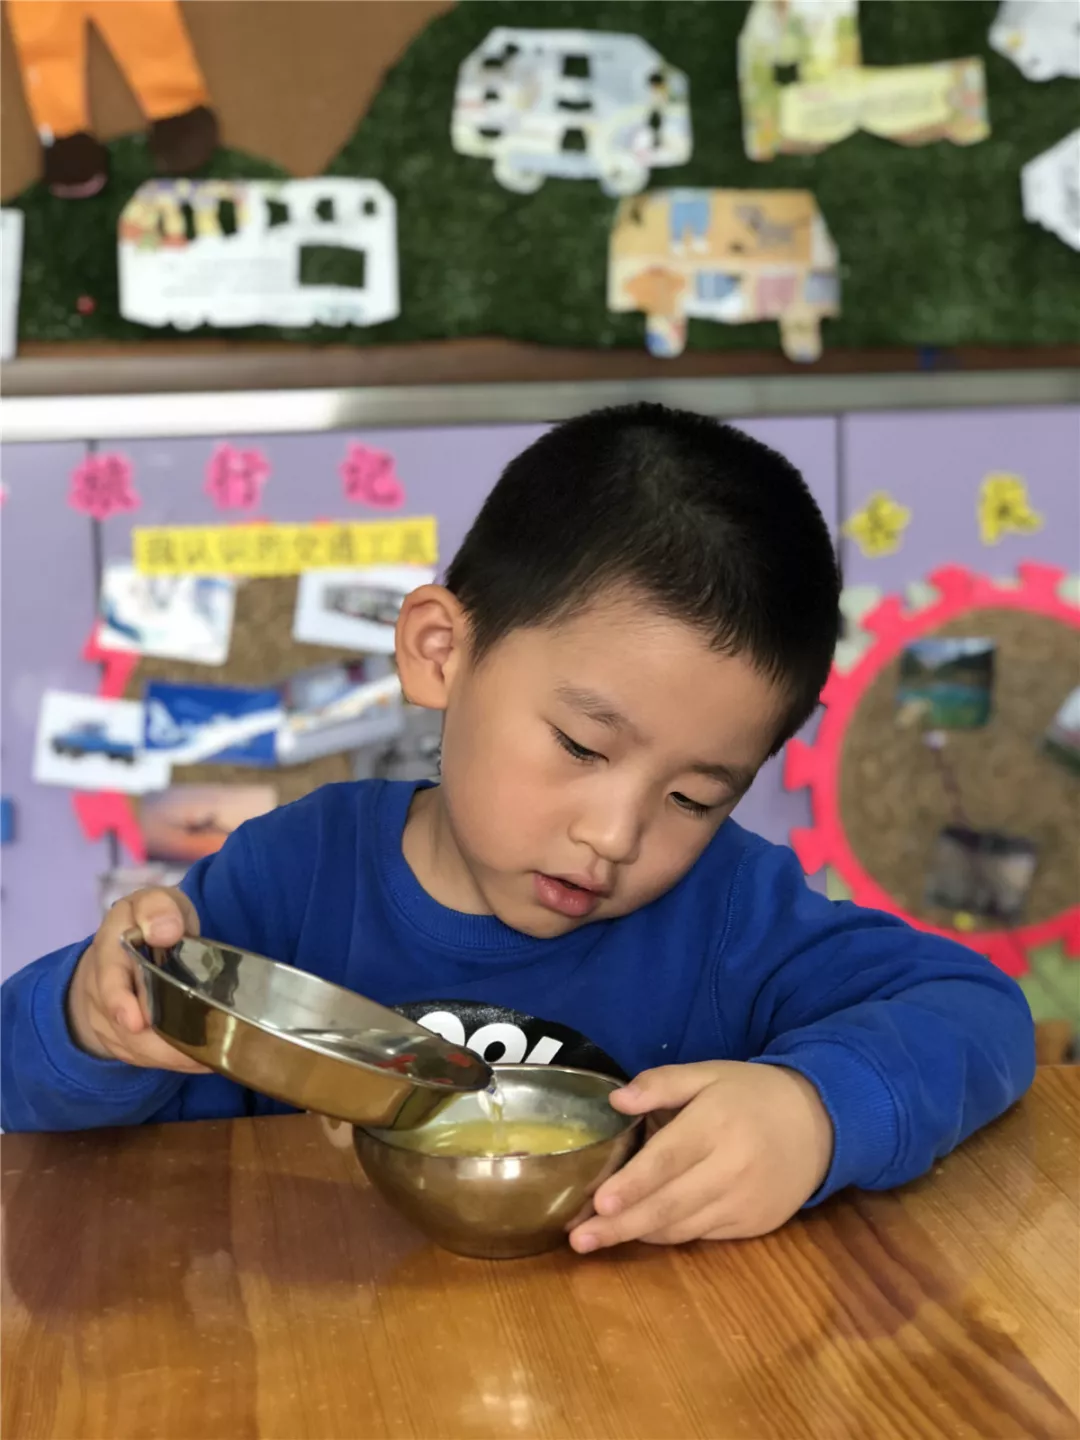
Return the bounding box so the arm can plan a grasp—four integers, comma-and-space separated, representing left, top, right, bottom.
2, 406, 1076, 979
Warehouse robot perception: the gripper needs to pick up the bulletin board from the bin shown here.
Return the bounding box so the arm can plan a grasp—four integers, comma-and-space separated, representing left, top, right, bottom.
1, 0, 1078, 362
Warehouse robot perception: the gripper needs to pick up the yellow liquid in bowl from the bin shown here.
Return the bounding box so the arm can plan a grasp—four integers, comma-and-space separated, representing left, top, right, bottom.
405, 1118, 602, 1157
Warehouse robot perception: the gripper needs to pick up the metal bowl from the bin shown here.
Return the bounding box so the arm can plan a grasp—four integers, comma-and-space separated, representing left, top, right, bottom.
123, 931, 491, 1128
354, 1064, 643, 1259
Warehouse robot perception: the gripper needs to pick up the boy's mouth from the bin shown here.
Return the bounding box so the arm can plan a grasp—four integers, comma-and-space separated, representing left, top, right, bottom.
533, 872, 609, 919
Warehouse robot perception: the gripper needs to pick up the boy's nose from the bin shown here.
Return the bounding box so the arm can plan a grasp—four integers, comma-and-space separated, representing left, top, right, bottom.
570, 796, 643, 868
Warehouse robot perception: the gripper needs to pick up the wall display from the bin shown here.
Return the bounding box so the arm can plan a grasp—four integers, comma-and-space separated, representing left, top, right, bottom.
278, 664, 402, 765
738, 0, 988, 162
785, 563, 1080, 977
841, 491, 913, 558
118, 178, 399, 330
451, 28, 691, 197
204, 445, 272, 512
978, 472, 1045, 545
98, 563, 236, 666
896, 638, 995, 730
34, 691, 171, 795
68, 452, 140, 522
292, 565, 436, 653
0, 208, 23, 361
139, 784, 277, 864
990, 0, 1080, 82
608, 188, 839, 361
143, 680, 282, 768
132, 516, 437, 576
341, 442, 406, 510
5, 0, 217, 198
1021, 130, 1080, 252
1044, 688, 1080, 774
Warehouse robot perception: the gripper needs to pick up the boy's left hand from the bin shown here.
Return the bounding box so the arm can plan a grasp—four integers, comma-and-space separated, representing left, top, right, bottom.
570, 1061, 834, 1252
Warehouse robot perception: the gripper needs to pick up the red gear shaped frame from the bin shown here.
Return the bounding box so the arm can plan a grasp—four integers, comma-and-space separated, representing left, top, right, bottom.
783, 563, 1080, 978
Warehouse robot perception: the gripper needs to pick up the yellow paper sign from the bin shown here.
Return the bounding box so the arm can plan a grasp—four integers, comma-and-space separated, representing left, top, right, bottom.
132, 516, 438, 576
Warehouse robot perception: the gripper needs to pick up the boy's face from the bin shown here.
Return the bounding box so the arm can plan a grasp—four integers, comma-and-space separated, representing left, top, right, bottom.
417, 589, 787, 939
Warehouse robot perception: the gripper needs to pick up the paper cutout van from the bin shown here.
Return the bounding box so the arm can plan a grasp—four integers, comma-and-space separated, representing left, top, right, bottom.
608, 188, 840, 362
452, 28, 691, 196
119, 178, 399, 330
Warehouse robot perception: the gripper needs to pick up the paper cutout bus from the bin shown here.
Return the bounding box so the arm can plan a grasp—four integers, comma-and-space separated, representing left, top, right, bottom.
118, 178, 399, 330
452, 28, 691, 197
609, 188, 840, 362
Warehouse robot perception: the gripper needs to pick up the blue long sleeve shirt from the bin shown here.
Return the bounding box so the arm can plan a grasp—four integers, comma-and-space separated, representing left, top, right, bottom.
1, 780, 1035, 1201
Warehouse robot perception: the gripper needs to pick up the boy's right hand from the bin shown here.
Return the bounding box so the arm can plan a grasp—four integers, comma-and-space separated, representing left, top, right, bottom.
66, 887, 211, 1073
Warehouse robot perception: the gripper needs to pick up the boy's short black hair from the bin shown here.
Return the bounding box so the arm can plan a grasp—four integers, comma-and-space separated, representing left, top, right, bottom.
445, 402, 840, 751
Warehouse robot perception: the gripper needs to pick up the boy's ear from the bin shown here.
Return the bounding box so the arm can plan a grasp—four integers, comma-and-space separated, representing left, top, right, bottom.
394, 585, 469, 711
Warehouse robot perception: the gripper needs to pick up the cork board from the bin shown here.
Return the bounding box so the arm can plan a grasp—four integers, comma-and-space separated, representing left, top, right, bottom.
839, 609, 1080, 930
122, 576, 377, 810
0, 0, 453, 201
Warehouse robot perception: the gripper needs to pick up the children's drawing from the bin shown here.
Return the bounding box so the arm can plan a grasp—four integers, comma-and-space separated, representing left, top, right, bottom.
34, 693, 171, 794
452, 28, 691, 197
978, 473, 1045, 545
204, 444, 271, 512
69, 452, 140, 522
119, 178, 399, 330
738, 0, 988, 161
6, 0, 216, 198
1, 209, 24, 361
990, 0, 1080, 81
1021, 131, 1080, 252
608, 188, 840, 361
292, 565, 436, 653
98, 563, 236, 666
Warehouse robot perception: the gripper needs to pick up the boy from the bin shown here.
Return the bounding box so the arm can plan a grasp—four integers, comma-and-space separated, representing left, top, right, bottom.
1, 404, 1034, 1253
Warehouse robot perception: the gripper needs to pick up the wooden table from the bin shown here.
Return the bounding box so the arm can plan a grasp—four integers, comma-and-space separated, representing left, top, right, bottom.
3, 1069, 1078, 1440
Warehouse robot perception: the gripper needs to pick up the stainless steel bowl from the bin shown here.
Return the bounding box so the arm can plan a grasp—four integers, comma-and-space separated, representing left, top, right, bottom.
123, 931, 491, 1127
354, 1064, 643, 1259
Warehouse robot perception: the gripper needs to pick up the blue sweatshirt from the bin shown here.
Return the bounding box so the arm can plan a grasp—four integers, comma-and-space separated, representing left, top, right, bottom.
2, 780, 1034, 1201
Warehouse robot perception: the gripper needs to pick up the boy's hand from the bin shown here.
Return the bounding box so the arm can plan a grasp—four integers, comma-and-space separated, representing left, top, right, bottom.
570, 1061, 834, 1252
66, 887, 211, 1073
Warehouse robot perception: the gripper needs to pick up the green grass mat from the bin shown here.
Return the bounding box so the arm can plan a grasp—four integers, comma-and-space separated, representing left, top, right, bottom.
9, 0, 1079, 351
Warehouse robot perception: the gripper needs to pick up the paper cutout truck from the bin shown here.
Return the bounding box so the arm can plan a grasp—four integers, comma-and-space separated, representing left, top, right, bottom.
119, 178, 399, 330
609, 188, 840, 361
452, 28, 691, 196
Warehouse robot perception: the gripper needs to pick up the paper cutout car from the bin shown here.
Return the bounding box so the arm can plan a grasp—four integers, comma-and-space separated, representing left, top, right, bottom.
609, 188, 840, 362
452, 27, 691, 196
119, 178, 399, 329
738, 0, 989, 161
1021, 130, 1080, 251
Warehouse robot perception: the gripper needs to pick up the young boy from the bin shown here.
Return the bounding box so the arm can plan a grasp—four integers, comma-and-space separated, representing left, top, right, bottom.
1, 404, 1034, 1253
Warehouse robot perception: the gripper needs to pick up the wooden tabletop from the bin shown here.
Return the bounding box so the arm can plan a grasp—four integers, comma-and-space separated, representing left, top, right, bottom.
3, 1069, 1078, 1440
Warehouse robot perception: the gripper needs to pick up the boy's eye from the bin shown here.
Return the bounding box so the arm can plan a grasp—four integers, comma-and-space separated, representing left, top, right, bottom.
552, 727, 602, 763
671, 792, 713, 819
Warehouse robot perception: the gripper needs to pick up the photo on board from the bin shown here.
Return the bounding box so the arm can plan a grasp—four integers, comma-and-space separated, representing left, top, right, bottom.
34, 692, 172, 795
292, 565, 435, 653
139, 784, 277, 864
99, 863, 189, 917
276, 659, 402, 765
1042, 685, 1080, 774
925, 825, 1038, 924
98, 562, 237, 666
896, 638, 995, 730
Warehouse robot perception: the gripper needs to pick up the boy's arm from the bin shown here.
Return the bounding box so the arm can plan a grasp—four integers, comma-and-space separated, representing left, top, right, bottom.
726, 838, 1036, 1202
1, 822, 278, 1133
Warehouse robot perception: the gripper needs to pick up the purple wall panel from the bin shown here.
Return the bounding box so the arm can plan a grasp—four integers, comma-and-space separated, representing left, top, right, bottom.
841, 407, 1080, 591
1, 443, 106, 977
